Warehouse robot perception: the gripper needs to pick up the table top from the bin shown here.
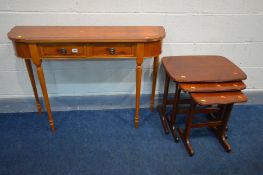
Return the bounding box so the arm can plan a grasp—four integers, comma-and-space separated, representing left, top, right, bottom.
191, 91, 248, 105
179, 81, 246, 93
8, 26, 165, 43
162, 55, 247, 83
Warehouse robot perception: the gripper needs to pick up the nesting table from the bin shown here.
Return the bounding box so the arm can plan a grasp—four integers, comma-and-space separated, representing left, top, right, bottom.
160, 55, 248, 156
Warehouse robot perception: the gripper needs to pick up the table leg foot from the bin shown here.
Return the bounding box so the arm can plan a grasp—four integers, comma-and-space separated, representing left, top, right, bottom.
50, 122, 56, 133
36, 65, 55, 133
178, 128, 195, 156
215, 130, 231, 152
150, 104, 154, 112
218, 135, 231, 152
37, 103, 42, 115
134, 116, 139, 128
167, 121, 179, 142
157, 106, 169, 134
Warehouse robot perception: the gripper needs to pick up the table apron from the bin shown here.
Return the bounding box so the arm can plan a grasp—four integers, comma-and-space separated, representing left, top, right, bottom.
12, 41, 162, 59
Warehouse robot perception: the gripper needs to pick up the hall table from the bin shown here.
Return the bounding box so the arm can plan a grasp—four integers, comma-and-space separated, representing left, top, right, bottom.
8, 26, 166, 132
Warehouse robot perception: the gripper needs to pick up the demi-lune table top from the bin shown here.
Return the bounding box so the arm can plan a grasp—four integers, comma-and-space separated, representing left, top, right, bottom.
8, 26, 165, 43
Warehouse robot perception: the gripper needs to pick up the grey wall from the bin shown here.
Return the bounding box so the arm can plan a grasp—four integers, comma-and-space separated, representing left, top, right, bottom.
0, 0, 263, 99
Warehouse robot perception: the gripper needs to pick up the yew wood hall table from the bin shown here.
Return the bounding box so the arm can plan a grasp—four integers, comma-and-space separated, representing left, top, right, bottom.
8, 26, 166, 132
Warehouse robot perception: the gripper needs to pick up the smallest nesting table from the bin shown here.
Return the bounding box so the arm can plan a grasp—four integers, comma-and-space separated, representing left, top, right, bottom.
159, 55, 248, 156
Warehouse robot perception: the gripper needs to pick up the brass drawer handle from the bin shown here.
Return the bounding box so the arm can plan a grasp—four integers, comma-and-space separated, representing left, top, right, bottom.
108, 48, 116, 55
60, 48, 67, 54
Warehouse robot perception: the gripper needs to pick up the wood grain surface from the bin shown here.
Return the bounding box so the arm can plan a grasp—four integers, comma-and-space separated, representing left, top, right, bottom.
162, 55, 247, 83
8, 26, 165, 43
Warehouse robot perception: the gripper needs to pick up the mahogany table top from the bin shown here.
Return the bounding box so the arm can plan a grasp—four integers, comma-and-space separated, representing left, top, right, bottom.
191, 91, 248, 105
162, 55, 247, 83
179, 81, 246, 93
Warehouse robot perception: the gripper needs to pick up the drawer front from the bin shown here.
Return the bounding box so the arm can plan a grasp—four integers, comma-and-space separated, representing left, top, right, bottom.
91, 43, 134, 57
39, 44, 86, 58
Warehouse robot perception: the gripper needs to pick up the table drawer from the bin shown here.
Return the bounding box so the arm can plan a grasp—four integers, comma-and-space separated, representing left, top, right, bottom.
39, 44, 86, 58
91, 43, 134, 57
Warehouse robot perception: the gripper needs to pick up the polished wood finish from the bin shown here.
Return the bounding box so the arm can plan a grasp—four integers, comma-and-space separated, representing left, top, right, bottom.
150, 56, 159, 111
178, 100, 196, 156
8, 26, 165, 131
160, 55, 248, 156
8, 26, 165, 43
91, 43, 134, 57
39, 44, 86, 58
215, 104, 233, 152
169, 83, 181, 142
180, 81, 246, 93
158, 73, 170, 134
135, 43, 144, 128
178, 93, 244, 156
144, 41, 162, 57
162, 55, 247, 83
12, 41, 162, 59
25, 59, 42, 114
29, 44, 55, 132
13, 42, 31, 58
191, 91, 248, 105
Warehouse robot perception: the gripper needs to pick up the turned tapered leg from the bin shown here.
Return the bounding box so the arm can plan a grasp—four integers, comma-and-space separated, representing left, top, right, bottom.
25, 59, 42, 114
135, 62, 142, 128
36, 65, 55, 132
29, 44, 55, 132
134, 44, 144, 128
150, 56, 159, 111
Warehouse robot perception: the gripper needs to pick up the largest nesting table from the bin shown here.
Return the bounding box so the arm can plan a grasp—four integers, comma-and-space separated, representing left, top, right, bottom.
8, 26, 166, 132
